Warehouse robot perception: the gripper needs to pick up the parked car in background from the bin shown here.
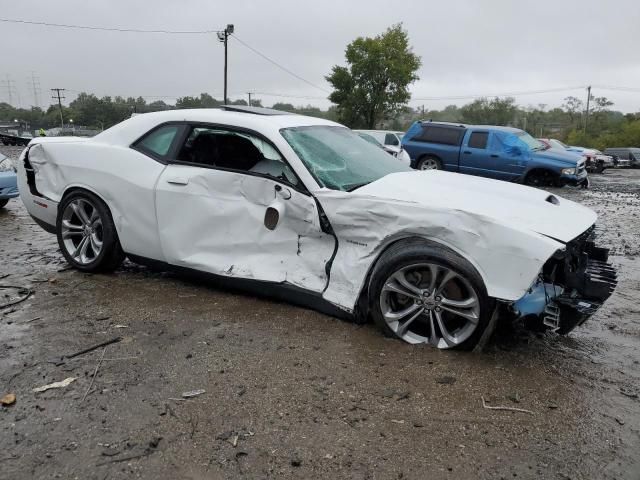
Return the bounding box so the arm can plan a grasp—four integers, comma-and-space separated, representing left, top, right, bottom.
0, 152, 19, 208
603, 147, 640, 168
355, 131, 411, 165
401, 121, 588, 187
538, 138, 615, 173
17, 106, 615, 349
356, 129, 405, 148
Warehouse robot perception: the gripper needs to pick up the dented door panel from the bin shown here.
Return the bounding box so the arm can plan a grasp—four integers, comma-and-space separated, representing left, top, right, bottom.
155, 165, 335, 291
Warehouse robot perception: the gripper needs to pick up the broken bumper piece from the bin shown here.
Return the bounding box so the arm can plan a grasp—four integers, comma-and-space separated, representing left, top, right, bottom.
511, 226, 617, 334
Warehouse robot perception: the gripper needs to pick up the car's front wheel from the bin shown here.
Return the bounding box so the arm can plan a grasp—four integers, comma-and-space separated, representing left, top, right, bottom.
56, 190, 125, 272
0, 199, 8, 209
369, 239, 494, 350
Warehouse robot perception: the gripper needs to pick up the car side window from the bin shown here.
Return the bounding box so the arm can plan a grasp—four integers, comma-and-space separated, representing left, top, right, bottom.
412, 126, 464, 146
134, 125, 181, 158
385, 133, 399, 146
174, 126, 299, 186
468, 132, 489, 149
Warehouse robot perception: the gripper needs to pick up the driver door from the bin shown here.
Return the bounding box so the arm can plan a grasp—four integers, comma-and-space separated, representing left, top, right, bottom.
154, 125, 335, 292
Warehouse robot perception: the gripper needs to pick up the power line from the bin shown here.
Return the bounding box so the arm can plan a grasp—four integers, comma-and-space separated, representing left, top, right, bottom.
0, 17, 220, 34
249, 91, 327, 100
412, 86, 586, 101
1, 75, 17, 105
231, 35, 330, 94
28, 72, 42, 108
593, 85, 640, 93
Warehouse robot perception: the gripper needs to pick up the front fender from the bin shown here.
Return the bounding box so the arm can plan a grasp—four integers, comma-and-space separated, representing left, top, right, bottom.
315, 190, 563, 312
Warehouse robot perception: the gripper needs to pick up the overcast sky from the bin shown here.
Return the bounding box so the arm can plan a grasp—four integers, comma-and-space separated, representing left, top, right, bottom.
2, 0, 639, 112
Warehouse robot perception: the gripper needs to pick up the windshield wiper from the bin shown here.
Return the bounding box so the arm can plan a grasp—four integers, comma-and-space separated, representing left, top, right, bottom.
344, 181, 372, 192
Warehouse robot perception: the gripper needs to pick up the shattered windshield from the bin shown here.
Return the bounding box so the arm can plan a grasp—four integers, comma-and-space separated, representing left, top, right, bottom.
281, 126, 411, 191
516, 131, 545, 151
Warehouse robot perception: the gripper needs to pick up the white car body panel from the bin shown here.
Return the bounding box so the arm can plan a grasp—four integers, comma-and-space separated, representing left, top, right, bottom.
155, 164, 334, 291
17, 109, 597, 314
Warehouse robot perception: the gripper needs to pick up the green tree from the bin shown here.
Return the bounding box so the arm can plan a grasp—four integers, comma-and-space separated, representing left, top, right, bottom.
460, 97, 517, 125
326, 24, 421, 128
562, 96, 583, 127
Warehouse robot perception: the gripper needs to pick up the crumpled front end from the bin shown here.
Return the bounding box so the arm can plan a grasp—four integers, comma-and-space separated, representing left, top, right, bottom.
511, 225, 617, 333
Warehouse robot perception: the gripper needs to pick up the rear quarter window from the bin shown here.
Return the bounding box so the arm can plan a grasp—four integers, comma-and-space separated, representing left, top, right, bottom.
411, 126, 464, 146
134, 124, 181, 158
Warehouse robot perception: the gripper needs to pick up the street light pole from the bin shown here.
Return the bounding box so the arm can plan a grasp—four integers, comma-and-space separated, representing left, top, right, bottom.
218, 24, 234, 105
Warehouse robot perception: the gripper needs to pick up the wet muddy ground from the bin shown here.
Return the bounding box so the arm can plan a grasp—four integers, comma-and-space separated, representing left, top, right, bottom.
1, 144, 639, 479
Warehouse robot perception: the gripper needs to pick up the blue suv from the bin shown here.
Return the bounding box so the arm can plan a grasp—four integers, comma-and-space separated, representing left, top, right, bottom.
402, 121, 588, 187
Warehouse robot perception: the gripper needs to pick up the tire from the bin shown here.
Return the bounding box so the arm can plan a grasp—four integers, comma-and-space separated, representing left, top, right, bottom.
416, 155, 442, 171
595, 162, 605, 174
368, 238, 494, 350
56, 190, 125, 273
0, 199, 8, 209
524, 170, 559, 188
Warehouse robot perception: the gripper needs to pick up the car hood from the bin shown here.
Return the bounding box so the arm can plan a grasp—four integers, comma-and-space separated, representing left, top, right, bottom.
533, 148, 581, 165
356, 171, 596, 243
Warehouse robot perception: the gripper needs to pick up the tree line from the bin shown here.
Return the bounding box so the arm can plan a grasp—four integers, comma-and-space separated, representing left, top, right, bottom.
0, 93, 338, 133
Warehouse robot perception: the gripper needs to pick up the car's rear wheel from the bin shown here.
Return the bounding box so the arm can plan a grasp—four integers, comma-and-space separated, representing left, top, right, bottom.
56, 190, 124, 272
0, 199, 8, 209
369, 239, 494, 350
416, 155, 441, 170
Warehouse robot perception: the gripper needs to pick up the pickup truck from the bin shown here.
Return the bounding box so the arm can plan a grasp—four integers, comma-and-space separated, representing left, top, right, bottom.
402, 121, 588, 187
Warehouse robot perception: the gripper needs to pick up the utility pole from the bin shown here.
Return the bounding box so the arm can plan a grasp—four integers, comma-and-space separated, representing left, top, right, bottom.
247, 92, 252, 107
51, 88, 66, 129
217, 24, 234, 104
28, 72, 41, 108
584, 85, 592, 134
1, 74, 17, 106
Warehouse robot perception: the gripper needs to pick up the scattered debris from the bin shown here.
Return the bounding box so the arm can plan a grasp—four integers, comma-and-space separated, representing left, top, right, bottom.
435, 376, 456, 385
33, 377, 77, 393
291, 456, 302, 467
95, 437, 162, 466
615, 417, 625, 426
0, 285, 33, 310
82, 346, 107, 402
182, 389, 206, 399
1, 393, 16, 406
508, 393, 521, 404
65, 336, 121, 359
390, 419, 405, 424
481, 396, 534, 415
112, 324, 128, 329
216, 431, 233, 441
619, 388, 638, 399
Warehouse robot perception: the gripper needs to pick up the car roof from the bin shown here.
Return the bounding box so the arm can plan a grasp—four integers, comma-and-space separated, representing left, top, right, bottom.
94, 108, 342, 146
418, 121, 521, 133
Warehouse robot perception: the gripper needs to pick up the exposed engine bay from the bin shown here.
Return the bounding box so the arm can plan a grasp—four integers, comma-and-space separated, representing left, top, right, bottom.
512, 224, 617, 333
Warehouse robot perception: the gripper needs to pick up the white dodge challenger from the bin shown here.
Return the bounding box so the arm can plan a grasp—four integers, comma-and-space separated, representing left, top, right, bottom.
17, 106, 616, 349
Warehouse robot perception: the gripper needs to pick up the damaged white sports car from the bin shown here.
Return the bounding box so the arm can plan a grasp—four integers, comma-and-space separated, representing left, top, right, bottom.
17, 106, 616, 349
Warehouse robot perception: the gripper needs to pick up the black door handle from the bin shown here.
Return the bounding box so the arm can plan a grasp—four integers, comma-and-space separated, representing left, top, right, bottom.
463, 151, 471, 154
491, 154, 499, 158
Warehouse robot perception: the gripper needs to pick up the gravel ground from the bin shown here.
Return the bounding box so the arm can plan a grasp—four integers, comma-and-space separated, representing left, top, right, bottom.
1, 144, 639, 479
